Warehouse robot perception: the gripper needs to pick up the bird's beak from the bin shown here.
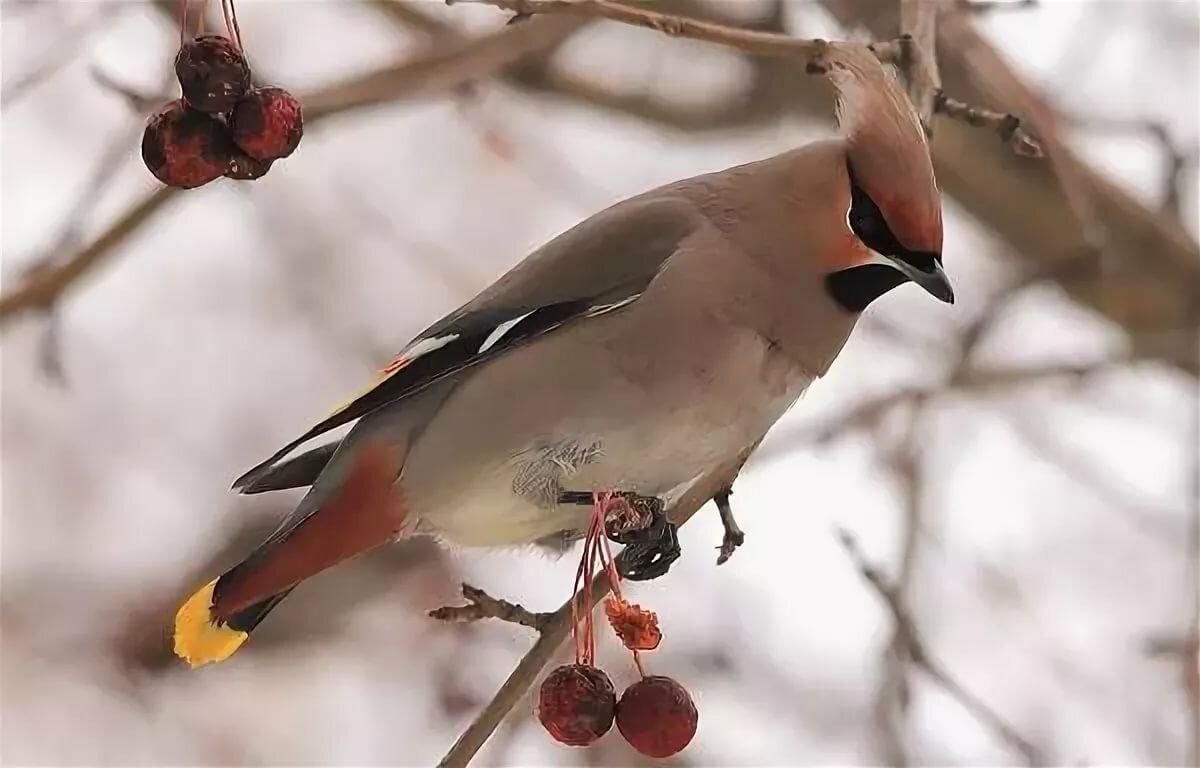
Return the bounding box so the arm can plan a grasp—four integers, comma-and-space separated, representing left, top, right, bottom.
887, 254, 954, 304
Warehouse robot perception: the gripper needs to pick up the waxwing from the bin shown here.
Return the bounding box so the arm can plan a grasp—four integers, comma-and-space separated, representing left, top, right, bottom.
174, 43, 951, 667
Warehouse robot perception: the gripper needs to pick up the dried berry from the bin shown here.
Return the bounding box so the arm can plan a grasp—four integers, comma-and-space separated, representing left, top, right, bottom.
616, 676, 698, 758
141, 100, 234, 189
605, 597, 661, 651
225, 152, 273, 180
176, 35, 250, 113
230, 87, 303, 161
536, 664, 616, 747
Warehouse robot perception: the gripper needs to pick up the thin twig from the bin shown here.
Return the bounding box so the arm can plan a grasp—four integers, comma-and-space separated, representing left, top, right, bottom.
955, 0, 1039, 13
1, 6, 117, 109
0, 187, 179, 320
755, 354, 1135, 465
837, 529, 1042, 765
449, 0, 832, 61
430, 583, 555, 632
935, 89, 1043, 157
1065, 112, 1196, 219
944, 247, 1100, 382
462, 0, 1046, 162
1002, 408, 1179, 543
1187, 298, 1200, 765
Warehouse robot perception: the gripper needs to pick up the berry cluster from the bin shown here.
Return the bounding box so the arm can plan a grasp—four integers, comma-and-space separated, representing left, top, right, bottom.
535, 493, 698, 759
142, 33, 302, 189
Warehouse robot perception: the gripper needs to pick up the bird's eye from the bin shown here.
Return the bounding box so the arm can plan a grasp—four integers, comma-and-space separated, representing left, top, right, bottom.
845, 161, 905, 257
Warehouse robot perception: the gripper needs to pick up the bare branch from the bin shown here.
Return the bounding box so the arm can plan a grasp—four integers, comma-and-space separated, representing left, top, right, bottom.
456, 0, 1052, 168
1, 6, 117, 109
450, 0, 833, 61
899, 1, 944, 130
837, 530, 1043, 765
430, 583, 554, 632
755, 353, 1136, 466
935, 89, 1043, 157
955, 0, 1039, 13
0, 188, 179, 320
1065, 111, 1196, 218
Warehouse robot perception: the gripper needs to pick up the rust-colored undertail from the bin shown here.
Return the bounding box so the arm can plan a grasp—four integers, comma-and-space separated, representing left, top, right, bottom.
173, 442, 406, 668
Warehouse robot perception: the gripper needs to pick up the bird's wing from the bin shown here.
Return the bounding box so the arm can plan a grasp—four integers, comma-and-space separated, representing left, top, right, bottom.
232, 194, 704, 491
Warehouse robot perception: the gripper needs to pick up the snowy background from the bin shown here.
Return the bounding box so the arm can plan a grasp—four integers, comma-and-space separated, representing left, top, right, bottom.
2, 1, 1197, 765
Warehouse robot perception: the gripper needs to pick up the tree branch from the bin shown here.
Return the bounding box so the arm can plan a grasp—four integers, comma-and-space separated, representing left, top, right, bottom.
430, 583, 554, 632
935, 89, 1042, 156
450, 0, 833, 61
899, 0, 943, 131
837, 530, 1043, 765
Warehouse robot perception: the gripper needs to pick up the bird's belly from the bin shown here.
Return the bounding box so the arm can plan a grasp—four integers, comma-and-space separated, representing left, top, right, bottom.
400, 308, 811, 547
408, 399, 783, 547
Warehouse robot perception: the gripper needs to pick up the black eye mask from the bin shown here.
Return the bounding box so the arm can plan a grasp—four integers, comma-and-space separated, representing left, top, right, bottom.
846, 161, 906, 258
827, 160, 947, 312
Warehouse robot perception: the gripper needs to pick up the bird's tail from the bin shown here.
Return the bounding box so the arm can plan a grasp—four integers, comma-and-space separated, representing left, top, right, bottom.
173, 581, 293, 667
174, 441, 406, 668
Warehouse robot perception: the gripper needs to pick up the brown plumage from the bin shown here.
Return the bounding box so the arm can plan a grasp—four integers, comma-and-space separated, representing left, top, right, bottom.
827, 44, 943, 255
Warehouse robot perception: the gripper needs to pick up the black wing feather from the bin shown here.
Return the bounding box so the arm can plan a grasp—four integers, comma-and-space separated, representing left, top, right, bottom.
231, 298, 596, 490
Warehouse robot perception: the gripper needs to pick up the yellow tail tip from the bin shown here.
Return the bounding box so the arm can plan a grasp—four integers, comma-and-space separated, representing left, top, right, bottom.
173, 579, 248, 668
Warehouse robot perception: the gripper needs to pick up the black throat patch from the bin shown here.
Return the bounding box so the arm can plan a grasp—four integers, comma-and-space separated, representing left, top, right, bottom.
827, 160, 936, 312
826, 264, 908, 313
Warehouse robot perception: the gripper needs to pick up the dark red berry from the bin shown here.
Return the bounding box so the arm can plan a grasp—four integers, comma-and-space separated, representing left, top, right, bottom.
141, 100, 235, 189
175, 35, 250, 113
230, 87, 303, 161
225, 152, 273, 180
616, 676, 698, 758
536, 664, 616, 747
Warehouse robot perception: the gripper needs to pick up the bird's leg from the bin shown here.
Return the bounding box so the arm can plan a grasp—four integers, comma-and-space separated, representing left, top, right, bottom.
713, 486, 745, 565
556, 490, 681, 581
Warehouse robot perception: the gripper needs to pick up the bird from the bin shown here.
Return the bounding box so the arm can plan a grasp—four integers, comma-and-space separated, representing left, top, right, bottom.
173, 42, 952, 668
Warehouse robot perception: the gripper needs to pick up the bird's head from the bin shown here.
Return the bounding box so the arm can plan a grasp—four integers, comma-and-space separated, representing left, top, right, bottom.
819, 44, 953, 312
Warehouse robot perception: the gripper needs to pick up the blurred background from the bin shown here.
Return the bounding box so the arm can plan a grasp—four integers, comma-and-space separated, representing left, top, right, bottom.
2, 0, 1198, 765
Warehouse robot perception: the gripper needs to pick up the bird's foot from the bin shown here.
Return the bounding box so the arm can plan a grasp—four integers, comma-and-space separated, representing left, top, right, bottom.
557, 490, 680, 581
714, 486, 745, 565
618, 521, 680, 581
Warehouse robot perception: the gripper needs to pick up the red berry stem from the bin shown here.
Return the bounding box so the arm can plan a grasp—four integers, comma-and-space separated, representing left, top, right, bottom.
229, 0, 244, 52
178, 0, 188, 47
568, 493, 653, 676
591, 493, 649, 677
220, 0, 243, 51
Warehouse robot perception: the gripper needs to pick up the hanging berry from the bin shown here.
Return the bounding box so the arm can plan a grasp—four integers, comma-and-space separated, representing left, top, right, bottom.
230, 86, 303, 161
536, 664, 616, 747
141, 0, 303, 189
534, 492, 699, 759
142, 100, 234, 189
616, 675, 699, 759
175, 35, 250, 114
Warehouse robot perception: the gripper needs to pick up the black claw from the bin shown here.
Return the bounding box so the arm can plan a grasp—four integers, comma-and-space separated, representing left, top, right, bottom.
618, 523, 680, 581
557, 489, 680, 580
556, 490, 665, 544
